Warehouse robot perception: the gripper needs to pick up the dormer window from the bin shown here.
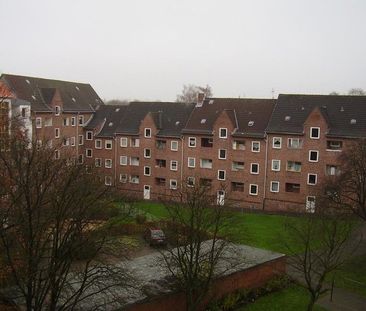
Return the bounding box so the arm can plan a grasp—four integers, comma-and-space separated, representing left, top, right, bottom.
310, 127, 320, 139
144, 128, 151, 138
200, 119, 206, 124
248, 121, 254, 127
219, 128, 227, 138
350, 119, 357, 124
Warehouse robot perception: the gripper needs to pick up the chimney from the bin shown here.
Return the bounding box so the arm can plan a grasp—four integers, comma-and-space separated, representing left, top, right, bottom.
196, 92, 205, 107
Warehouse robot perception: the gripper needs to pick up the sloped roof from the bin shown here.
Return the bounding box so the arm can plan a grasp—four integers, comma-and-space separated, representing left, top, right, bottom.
267, 94, 366, 138
183, 98, 276, 137
115, 102, 195, 137
1, 74, 103, 112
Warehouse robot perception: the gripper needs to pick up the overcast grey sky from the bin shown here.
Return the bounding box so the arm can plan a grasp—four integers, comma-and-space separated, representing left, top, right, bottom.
1, 0, 365, 101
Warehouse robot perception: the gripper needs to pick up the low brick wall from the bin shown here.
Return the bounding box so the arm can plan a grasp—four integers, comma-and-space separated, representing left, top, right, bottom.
126, 255, 286, 311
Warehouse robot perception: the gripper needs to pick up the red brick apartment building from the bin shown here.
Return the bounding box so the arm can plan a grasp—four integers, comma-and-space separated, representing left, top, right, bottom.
2, 73, 366, 212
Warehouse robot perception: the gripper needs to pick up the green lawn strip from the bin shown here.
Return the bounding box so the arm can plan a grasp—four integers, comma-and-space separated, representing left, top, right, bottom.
327, 254, 366, 298
134, 201, 170, 220
239, 285, 326, 311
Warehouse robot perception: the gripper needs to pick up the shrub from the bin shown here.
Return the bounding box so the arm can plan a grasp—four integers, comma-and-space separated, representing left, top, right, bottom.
135, 214, 147, 224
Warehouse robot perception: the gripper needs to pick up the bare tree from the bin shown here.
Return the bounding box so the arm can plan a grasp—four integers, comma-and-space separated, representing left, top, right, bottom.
159, 181, 233, 311
285, 208, 357, 311
0, 131, 130, 310
324, 139, 366, 221
348, 88, 366, 96
176, 84, 213, 103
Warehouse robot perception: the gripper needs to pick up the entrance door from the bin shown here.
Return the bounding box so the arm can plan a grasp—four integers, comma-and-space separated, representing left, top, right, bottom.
217, 190, 225, 206
306, 196, 315, 213
143, 185, 151, 200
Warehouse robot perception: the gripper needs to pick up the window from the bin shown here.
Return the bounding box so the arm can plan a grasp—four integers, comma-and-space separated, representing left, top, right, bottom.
71, 117, 76, 126
62, 138, 70, 146
200, 158, 213, 169
327, 140, 343, 151
144, 166, 151, 176
55, 128, 60, 138
232, 161, 244, 171
105, 140, 112, 149
232, 140, 245, 150
144, 128, 151, 138
251, 141, 260, 152
231, 182, 244, 192
307, 174, 317, 185
218, 149, 227, 159
144, 148, 151, 158
219, 128, 227, 138
306, 196, 316, 213
105, 176, 112, 186
249, 184, 258, 196
326, 165, 339, 176
55, 106, 60, 116
155, 159, 166, 167
170, 160, 178, 171
188, 137, 196, 147
201, 137, 213, 148
310, 127, 320, 139
120, 156, 128, 166
95, 139, 102, 149
78, 135, 84, 146
95, 158, 102, 167
120, 174, 128, 183
156, 140, 166, 150
270, 181, 279, 193
218, 170, 226, 181
86, 149, 92, 158
271, 160, 281, 171
54, 150, 60, 160
105, 159, 112, 168
287, 161, 302, 172
86, 131, 93, 140
69, 136, 75, 146
155, 177, 166, 186
78, 115, 84, 126
285, 183, 300, 193
187, 177, 195, 187
36, 117, 42, 128
78, 154, 84, 165
250, 163, 259, 174
170, 179, 178, 190
130, 157, 140, 166
273, 137, 282, 149
200, 178, 212, 188
188, 157, 196, 168
130, 175, 140, 184
288, 138, 303, 149
120, 137, 128, 147
131, 138, 140, 147
171, 140, 178, 151
63, 118, 69, 126
309, 150, 319, 162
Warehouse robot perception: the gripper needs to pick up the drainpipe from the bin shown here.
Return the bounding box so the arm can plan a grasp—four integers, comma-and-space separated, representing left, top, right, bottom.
114, 135, 118, 185
76, 112, 79, 159
180, 136, 184, 191
263, 136, 269, 210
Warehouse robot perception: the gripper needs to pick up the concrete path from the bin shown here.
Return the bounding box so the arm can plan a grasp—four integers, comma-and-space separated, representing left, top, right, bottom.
317, 287, 366, 311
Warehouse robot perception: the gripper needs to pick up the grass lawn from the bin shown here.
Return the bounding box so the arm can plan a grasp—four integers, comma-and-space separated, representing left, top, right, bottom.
238, 285, 326, 311
135, 201, 170, 219
327, 254, 366, 298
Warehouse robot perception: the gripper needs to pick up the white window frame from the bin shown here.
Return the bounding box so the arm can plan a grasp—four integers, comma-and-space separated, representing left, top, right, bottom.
55, 128, 60, 138
95, 158, 102, 167
307, 173, 318, 185
86, 148, 92, 158
249, 184, 258, 196
71, 117, 76, 126
63, 118, 69, 127
272, 137, 282, 149
78, 135, 84, 146
78, 115, 84, 126
54, 149, 60, 160
288, 138, 302, 149
105, 140, 112, 150
219, 128, 228, 138
250, 163, 259, 175
120, 137, 128, 147
188, 157, 196, 168
144, 148, 151, 158
144, 166, 151, 176
120, 156, 128, 166
120, 174, 128, 183
70, 137, 76, 146
271, 159, 281, 171
131, 138, 140, 147
55, 106, 60, 116
105, 159, 112, 168
105, 176, 112, 186
86, 131, 93, 140
170, 160, 178, 171
187, 176, 195, 187
95, 139, 102, 149
309, 150, 319, 162
217, 170, 226, 181
188, 137, 196, 148
171, 140, 178, 151
170, 179, 178, 190
36, 117, 42, 128
310, 127, 320, 139
270, 181, 280, 193
306, 196, 316, 213
144, 128, 151, 138
218, 149, 227, 160
251, 141, 260, 152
